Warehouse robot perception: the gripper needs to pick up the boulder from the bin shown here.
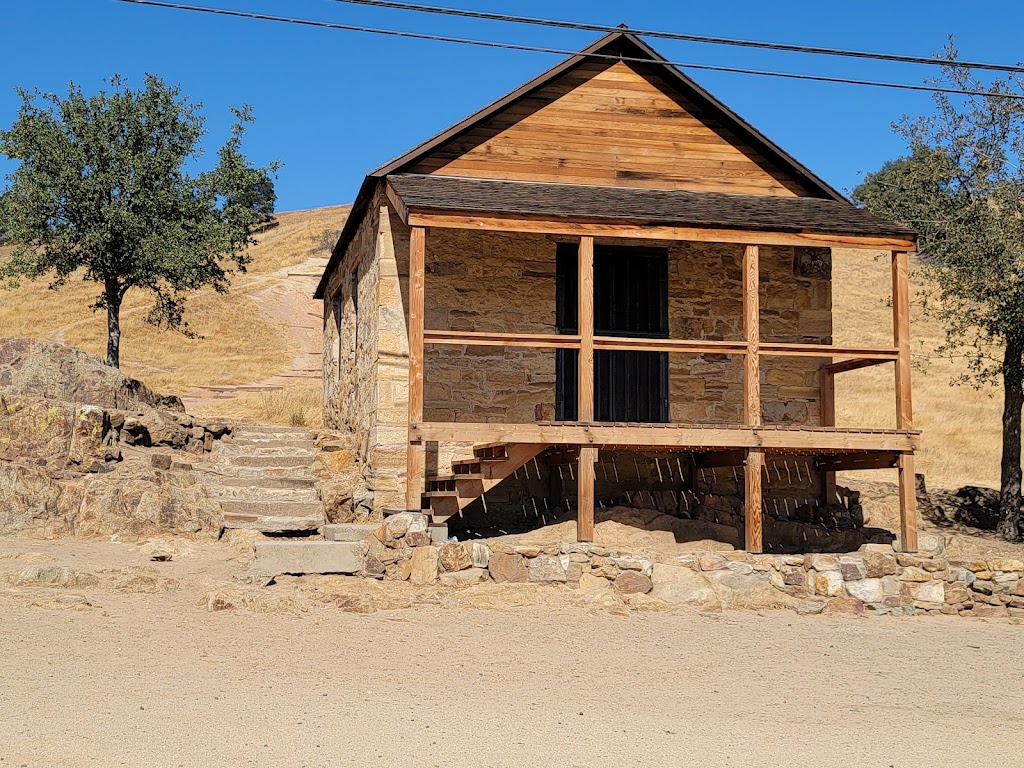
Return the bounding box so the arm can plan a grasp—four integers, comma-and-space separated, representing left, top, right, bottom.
613, 570, 653, 595
439, 568, 488, 587
650, 564, 719, 609
0, 337, 181, 411
706, 571, 796, 610
528, 555, 567, 583
438, 541, 474, 572
845, 578, 884, 604
409, 546, 439, 585
488, 552, 529, 583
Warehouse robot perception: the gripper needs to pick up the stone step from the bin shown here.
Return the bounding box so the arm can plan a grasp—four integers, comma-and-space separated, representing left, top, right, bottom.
222, 500, 324, 532
215, 445, 317, 457
212, 476, 317, 490
322, 523, 381, 542
227, 438, 318, 450
254, 540, 361, 576
216, 455, 313, 469
210, 486, 320, 502
234, 424, 315, 436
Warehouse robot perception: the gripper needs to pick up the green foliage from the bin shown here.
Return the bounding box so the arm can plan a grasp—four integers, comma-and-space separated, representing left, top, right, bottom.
854, 40, 1024, 538
854, 43, 1024, 386
0, 74, 280, 366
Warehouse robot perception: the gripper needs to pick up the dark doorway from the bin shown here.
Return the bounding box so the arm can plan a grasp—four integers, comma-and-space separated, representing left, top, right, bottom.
555, 243, 669, 422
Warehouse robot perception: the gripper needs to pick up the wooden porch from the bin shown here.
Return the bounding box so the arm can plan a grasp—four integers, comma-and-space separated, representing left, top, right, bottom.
396, 181, 919, 553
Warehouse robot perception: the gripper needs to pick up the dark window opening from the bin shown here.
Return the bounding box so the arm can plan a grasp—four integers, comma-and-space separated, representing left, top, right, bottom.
555, 243, 669, 423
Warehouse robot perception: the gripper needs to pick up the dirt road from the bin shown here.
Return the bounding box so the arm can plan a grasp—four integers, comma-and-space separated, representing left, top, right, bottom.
1, 538, 1021, 767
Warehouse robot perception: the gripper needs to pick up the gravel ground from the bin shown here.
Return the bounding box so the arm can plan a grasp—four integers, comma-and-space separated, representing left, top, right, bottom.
1, 537, 1021, 768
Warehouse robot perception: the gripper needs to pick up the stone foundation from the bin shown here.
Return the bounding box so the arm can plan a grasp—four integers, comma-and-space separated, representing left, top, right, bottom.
355, 512, 1021, 618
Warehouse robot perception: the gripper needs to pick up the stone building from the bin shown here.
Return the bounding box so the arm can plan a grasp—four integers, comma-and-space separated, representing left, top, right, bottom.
315, 30, 920, 553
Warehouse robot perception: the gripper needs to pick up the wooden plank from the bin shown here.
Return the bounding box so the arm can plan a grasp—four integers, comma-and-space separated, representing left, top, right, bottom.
409, 422, 921, 452
594, 337, 746, 354
424, 330, 581, 349
745, 449, 764, 553
816, 452, 900, 471
406, 210, 919, 252
384, 180, 409, 223
405, 226, 426, 511
897, 452, 919, 552
743, 245, 761, 427
578, 235, 595, 422
892, 250, 914, 429
578, 445, 597, 542
761, 343, 898, 360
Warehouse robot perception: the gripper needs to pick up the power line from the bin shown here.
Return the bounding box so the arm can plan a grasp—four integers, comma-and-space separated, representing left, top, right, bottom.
111, 0, 1024, 100
334, 0, 1024, 75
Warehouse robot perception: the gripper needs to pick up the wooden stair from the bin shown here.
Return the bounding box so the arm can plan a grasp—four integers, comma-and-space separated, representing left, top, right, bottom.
421, 442, 547, 523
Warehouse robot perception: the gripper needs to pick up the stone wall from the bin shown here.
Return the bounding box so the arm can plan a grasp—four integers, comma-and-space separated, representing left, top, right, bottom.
321, 196, 834, 517
359, 512, 1023, 618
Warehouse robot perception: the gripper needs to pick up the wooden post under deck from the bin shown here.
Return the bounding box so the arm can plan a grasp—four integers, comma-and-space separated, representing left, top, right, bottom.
577, 235, 595, 541
820, 368, 838, 506
405, 226, 426, 512
742, 245, 763, 552
892, 249, 918, 551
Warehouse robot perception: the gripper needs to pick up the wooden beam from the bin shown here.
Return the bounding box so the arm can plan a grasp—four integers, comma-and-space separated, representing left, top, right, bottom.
694, 449, 747, 469
819, 367, 838, 506
405, 226, 426, 511
897, 452, 919, 552
406, 209, 920, 251
815, 451, 901, 471
822, 357, 894, 375
578, 445, 597, 542
578, 235, 595, 422
594, 336, 746, 355
384, 180, 410, 223
892, 250, 914, 429
760, 343, 897, 360
745, 449, 764, 553
743, 245, 761, 427
410, 422, 921, 452
424, 329, 581, 349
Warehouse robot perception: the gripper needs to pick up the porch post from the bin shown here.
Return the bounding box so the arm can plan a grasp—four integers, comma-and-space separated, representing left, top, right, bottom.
577, 235, 595, 541
406, 226, 426, 512
891, 249, 918, 551
819, 368, 838, 506
742, 245, 763, 552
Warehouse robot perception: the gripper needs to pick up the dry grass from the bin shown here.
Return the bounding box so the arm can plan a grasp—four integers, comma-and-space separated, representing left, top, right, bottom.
0, 205, 349, 396
190, 381, 323, 429
832, 248, 1006, 489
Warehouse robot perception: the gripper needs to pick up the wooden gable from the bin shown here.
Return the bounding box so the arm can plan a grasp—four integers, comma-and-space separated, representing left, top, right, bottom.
406, 53, 822, 197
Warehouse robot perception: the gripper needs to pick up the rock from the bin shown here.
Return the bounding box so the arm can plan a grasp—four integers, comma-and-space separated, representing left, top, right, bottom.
969, 604, 1010, 619
151, 453, 173, 470
12, 565, 98, 588
649, 565, 720, 609
987, 557, 1024, 572
589, 556, 618, 579
0, 337, 179, 410
806, 553, 840, 572
898, 566, 930, 582
438, 541, 474, 572
612, 555, 652, 574
943, 583, 971, 605
528, 555, 567, 583
781, 566, 808, 587
206, 422, 230, 438
409, 546, 439, 585
139, 409, 187, 448
578, 573, 611, 592
488, 552, 529, 583
814, 570, 844, 597
698, 552, 728, 571
839, 556, 866, 581
845, 578, 884, 604
614, 571, 653, 595
917, 533, 945, 555
861, 550, 897, 578
822, 597, 865, 615
439, 567, 488, 587
910, 581, 945, 603
706, 571, 796, 610
792, 599, 827, 615
471, 542, 490, 569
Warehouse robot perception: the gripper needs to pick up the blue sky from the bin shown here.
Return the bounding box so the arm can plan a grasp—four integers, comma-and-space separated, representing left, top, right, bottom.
2, 1, 1023, 211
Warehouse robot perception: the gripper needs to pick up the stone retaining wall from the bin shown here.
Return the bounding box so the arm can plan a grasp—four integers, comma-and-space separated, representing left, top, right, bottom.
358, 513, 1022, 617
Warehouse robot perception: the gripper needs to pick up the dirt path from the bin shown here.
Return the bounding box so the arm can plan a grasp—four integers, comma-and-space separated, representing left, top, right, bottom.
1, 536, 1021, 767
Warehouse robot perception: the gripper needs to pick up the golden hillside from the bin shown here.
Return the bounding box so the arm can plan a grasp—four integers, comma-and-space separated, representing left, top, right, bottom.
0, 206, 1008, 490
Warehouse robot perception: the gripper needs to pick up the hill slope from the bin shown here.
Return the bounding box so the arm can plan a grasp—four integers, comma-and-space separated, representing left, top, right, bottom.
0, 206, 1010, 489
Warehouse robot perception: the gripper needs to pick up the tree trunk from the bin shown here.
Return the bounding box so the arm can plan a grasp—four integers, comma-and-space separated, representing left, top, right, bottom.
998, 339, 1024, 540
105, 280, 122, 369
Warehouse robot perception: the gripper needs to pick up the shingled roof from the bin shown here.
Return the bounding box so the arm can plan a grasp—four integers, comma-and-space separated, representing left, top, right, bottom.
387, 174, 915, 239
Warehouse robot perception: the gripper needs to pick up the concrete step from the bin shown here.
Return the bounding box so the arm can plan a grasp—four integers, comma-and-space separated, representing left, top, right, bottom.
222, 500, 324, 532
216, 455, 313, 469
254, 540, 361, 576
322, 523, 381, 542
